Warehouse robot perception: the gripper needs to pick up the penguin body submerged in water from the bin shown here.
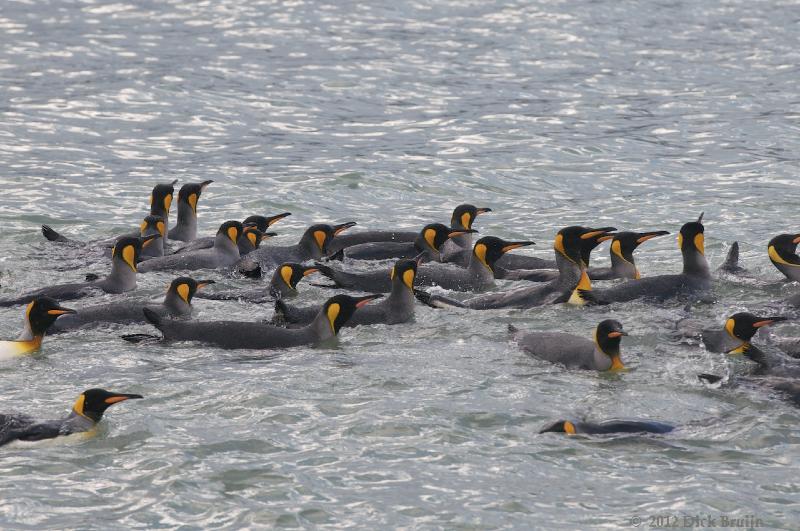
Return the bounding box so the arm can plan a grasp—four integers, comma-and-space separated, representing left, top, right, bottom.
0, 235, 156, 307
0, 298, 76, 358
142, 294, 382, 349
274, 259, 418, 327
48, 277, 213, 333
195, 263, 319, 303
510, 319, 627, 371
241, 222, 357, 270
174, 212, 290, 254
315, 237, 534, 293
332, 223, 476, 262
539, 419, 675, 436
0, 389, 142, 447
138, 221, 244, 273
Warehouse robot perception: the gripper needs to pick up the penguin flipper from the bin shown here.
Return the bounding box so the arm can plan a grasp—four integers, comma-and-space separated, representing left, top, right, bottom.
698, 373, 724, 385
314, 263, 344, 288
41, 225, 78, 244
324, 249, 345, 262
271, 299, 288, 326
120, 333, 162, 344
576, 289, 608, 306
414, 289, 466, 309
718, 241, 745, 273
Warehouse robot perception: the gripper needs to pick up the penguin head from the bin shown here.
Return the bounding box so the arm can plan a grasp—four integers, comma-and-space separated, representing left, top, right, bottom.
473, 236, 534, 271
241, 226, 276, 250
539, 420, 577, 435
242, 212, 292, 232
451, 204, 492, 231
139, 215, 166, 238
555, 226, 616, 266
150, 180, 177, 216
306, 222, 357, 253
389, 259, 418, 290
768, 233, 800, 266
177, 180, 213, 213
276, 263, 319, 291
72, 388, 143, 423
323, 293, 382, 334
611, 230, 670, 262
25, 297, 76, 337
594, 319, 627, 369
112, 235, 157, 272
677, 214, 705, 255
419, 223, 477, 253
724, 313, 786, 344
168, 277, 214, 304
217, 220, 244, 246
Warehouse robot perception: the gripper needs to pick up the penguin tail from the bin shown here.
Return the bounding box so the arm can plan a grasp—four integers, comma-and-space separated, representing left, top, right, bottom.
325, 249, 345, 262
576, 289, 607, 306
313, 263, 344, 287
698, 373, 724, 385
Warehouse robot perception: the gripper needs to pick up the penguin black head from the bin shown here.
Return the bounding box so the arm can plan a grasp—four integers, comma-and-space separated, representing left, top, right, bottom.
724, 313, 786, 343
242, 212, 292, 232
418, 223, 477, 253
25, 297, 76, 337
150, 180, 177, 216
177, 180, 213, 213
539, 420, 577, 435
112, 235, 157, 272
276, 263, 319, 290
768, 233, 800, 266
306, 222, 357, 253
451, 204, 492, 231
217, 220, 244, 246
594, 319, 627, 369
473, 236, 534, 271
72, 388, 143, 423
241, 226, 276, 250
140, 215, 166, 238
323, 293, 382, 335
389, 259, 418, 289
168, 277, 214, 304
678, 215, 705, 256
555, 226, 616, 266
610, 230, 670, 262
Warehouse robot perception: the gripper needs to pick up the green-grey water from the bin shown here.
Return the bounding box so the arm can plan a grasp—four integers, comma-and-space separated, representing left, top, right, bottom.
1, 0, 799, 528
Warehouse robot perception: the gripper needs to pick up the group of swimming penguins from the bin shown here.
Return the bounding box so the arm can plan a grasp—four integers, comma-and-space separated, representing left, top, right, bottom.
2, 179, 800, 445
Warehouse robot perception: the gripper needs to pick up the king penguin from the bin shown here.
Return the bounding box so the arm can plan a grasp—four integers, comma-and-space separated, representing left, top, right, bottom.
0, 298, 76, 358
138, 221, 244, 272
539, 419, 674, 435
168, 180, 213, 242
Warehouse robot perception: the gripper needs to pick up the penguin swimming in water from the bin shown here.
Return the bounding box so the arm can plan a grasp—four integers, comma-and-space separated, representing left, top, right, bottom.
767, 233, 800, 282
330, 223, 477, 263
416, 226, 614, 309
168, 180, 213, 242
138, 221, 244, 273
139, 215, 167, 259
141, 293, 382, 349
48, 277, 214, 333
41, 181, 176, 247
0, 298, 76, 358
719, 315, 800, 378
0, 235, 156, 307
578, 215, 711, 304
315, 237, 534, 293
274, 259, 418, 327
509, 319, 627, 371
237, 226, 276, 256
677, 312, 785, 354
174, 212, 291, 254
539, 419, 675, 435
195, 263, 319, 303
583, 230, 670, 280
241, 222, 357, 270
438, 204, 493, 264
0, 389, 143, 447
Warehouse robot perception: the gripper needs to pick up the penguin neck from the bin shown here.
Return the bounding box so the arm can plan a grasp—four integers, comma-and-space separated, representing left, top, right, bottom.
413, 237, 440, 262
681, 247, 709, 277
104, 257, 138, 292
468, 253, 496, 282
175, 202, 197, 240
388, 276, 415, 308
237, 239, 257, 256
449, 229, 473, 250
140, 232, 164, 257
299, 233, 324, 260
555, 253, 582, 288
309, 308, 337, 342
269, 275, 296, 299
593, 338, 622, 371
65, 409, 99, 429
150, 208, 170, 242
213, 232, 240, 256
163, 291, 193, 316
16, 319, 42, 343
610, 248, 639, 279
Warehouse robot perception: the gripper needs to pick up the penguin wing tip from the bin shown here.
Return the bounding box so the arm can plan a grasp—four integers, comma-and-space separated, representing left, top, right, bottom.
142, 308, 162, 327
